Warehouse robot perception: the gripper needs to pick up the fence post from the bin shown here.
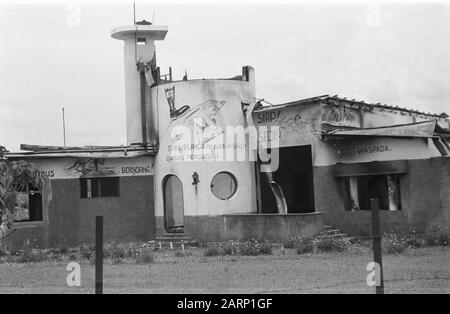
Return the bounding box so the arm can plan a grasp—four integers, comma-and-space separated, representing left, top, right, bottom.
370, 198, 384, 294
95, 216, 103, 294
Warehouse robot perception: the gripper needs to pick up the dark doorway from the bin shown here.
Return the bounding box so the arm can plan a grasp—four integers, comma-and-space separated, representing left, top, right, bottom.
260, 145, 315, 213
29, 186, 43, 221
163, 175, 184, 233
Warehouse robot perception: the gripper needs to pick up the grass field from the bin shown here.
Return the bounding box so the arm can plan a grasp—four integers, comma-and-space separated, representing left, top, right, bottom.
0, 246, 449, 294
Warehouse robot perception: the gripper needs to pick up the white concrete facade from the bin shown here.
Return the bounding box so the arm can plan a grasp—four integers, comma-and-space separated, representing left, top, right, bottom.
111, 24, 168, 145
152, 78, 257, 218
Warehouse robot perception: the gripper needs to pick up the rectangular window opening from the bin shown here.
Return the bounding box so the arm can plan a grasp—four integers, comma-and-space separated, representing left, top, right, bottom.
14, 184, 43, 223
137, 38, 146, 45
344, 174, 402, 211
80, 177, 119, 199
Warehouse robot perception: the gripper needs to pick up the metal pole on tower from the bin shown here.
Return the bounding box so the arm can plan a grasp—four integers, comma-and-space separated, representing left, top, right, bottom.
133, 2, 137, 63
62, 107, 66, 147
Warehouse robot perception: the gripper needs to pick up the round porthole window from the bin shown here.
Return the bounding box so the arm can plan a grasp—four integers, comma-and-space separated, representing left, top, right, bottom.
211, 172, 237, 200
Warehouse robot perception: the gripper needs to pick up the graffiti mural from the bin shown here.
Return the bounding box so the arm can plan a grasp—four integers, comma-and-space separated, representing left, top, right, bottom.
321, 104, 360, 128
13, 157, 154, 180
183, 99, 226, 143
165, 86, 190, 120
253, 104, 321, 147
162, 86, 227, 145
64, 159, 115, 177
278, 113, 320, 134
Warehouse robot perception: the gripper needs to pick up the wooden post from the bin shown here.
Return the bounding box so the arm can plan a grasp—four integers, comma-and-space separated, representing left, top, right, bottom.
370, 198, 384, 294
95, 216, 103, 294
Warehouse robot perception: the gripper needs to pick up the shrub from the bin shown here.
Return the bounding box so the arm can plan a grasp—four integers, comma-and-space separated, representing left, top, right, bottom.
123, 243, 155, 264
123, 243, 138, 258
52, 240, 70, 255
0, 248, 9, 263
314, 237, 349, 253
174, 250, 185, 257
295, 238, 314, 255
16, 248, 46, 263
14, 239, 45, 263
424, 226, 449, 247
314, 238, 334, 253
134, 251, 154, 264
111, 257, 123, 265
204, 246, 220, 257
105, 243, 126, 260
404, 233, 426, 249
284, 236, 316, 254
258, 242, 272, 255
68, 253, 79, 261
9, 249, 20, 257
284, 235, 311, 249
79, 245, 94, 260
5, 255, 15, 263
283, 236, 299, 249
45, 249, 63, 261
238, 241, 259, 256
59, 246, 70, 255
238, 239, 272, 256
382, 231, 409, 254
124, 243, 155, 259
220, 244, 235, 256
218, 241, 239, 256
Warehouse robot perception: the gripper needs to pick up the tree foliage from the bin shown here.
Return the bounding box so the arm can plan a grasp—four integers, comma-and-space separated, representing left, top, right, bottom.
0, 156, 42, 231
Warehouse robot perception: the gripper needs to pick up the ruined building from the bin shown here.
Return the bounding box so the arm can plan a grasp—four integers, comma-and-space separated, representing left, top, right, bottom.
2, 21, 449, 248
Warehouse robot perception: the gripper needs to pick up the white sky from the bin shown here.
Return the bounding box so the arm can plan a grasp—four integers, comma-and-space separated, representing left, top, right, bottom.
1, 0, 449, 151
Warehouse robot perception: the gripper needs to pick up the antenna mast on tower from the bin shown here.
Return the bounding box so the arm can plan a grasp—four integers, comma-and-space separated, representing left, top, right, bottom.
133, 2, 137, 63
62, 107, 66, 147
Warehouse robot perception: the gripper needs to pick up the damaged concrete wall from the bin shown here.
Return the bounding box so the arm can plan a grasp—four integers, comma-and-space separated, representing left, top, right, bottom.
155, 213, 323, 242
153, 78, 257, 235
2, 176, 155, 249
314, 157, 450, 236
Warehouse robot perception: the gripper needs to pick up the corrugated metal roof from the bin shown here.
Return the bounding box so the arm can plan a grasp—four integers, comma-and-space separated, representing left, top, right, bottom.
253, 94, 449, 120
5, 144, 157, 158
325, 120, 437, 138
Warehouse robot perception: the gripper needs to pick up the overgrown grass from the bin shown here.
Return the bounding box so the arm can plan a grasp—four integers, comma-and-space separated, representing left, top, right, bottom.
174, 250, 187, 257
284, 236, 349, 254
283, 236, 299, 249
133, 250, 154, 264
283, 227, 449, 256
315, 237, 351, 253
204, 246, 220, 257
295, 238, 314, 255
79, 244, 94, 260
424, 225, 449, 247
382, 231, 410, 254
1, 228, 448, 264
382, 227, 449, 254
0, 239, 156, 264
204, 240, 272, 257
219, 242, 239, 256
104, 242, 126, 260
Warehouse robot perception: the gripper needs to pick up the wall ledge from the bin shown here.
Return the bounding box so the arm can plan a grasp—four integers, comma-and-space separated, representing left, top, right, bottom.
223, 212, 323, 217
12, 221, 46, 229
